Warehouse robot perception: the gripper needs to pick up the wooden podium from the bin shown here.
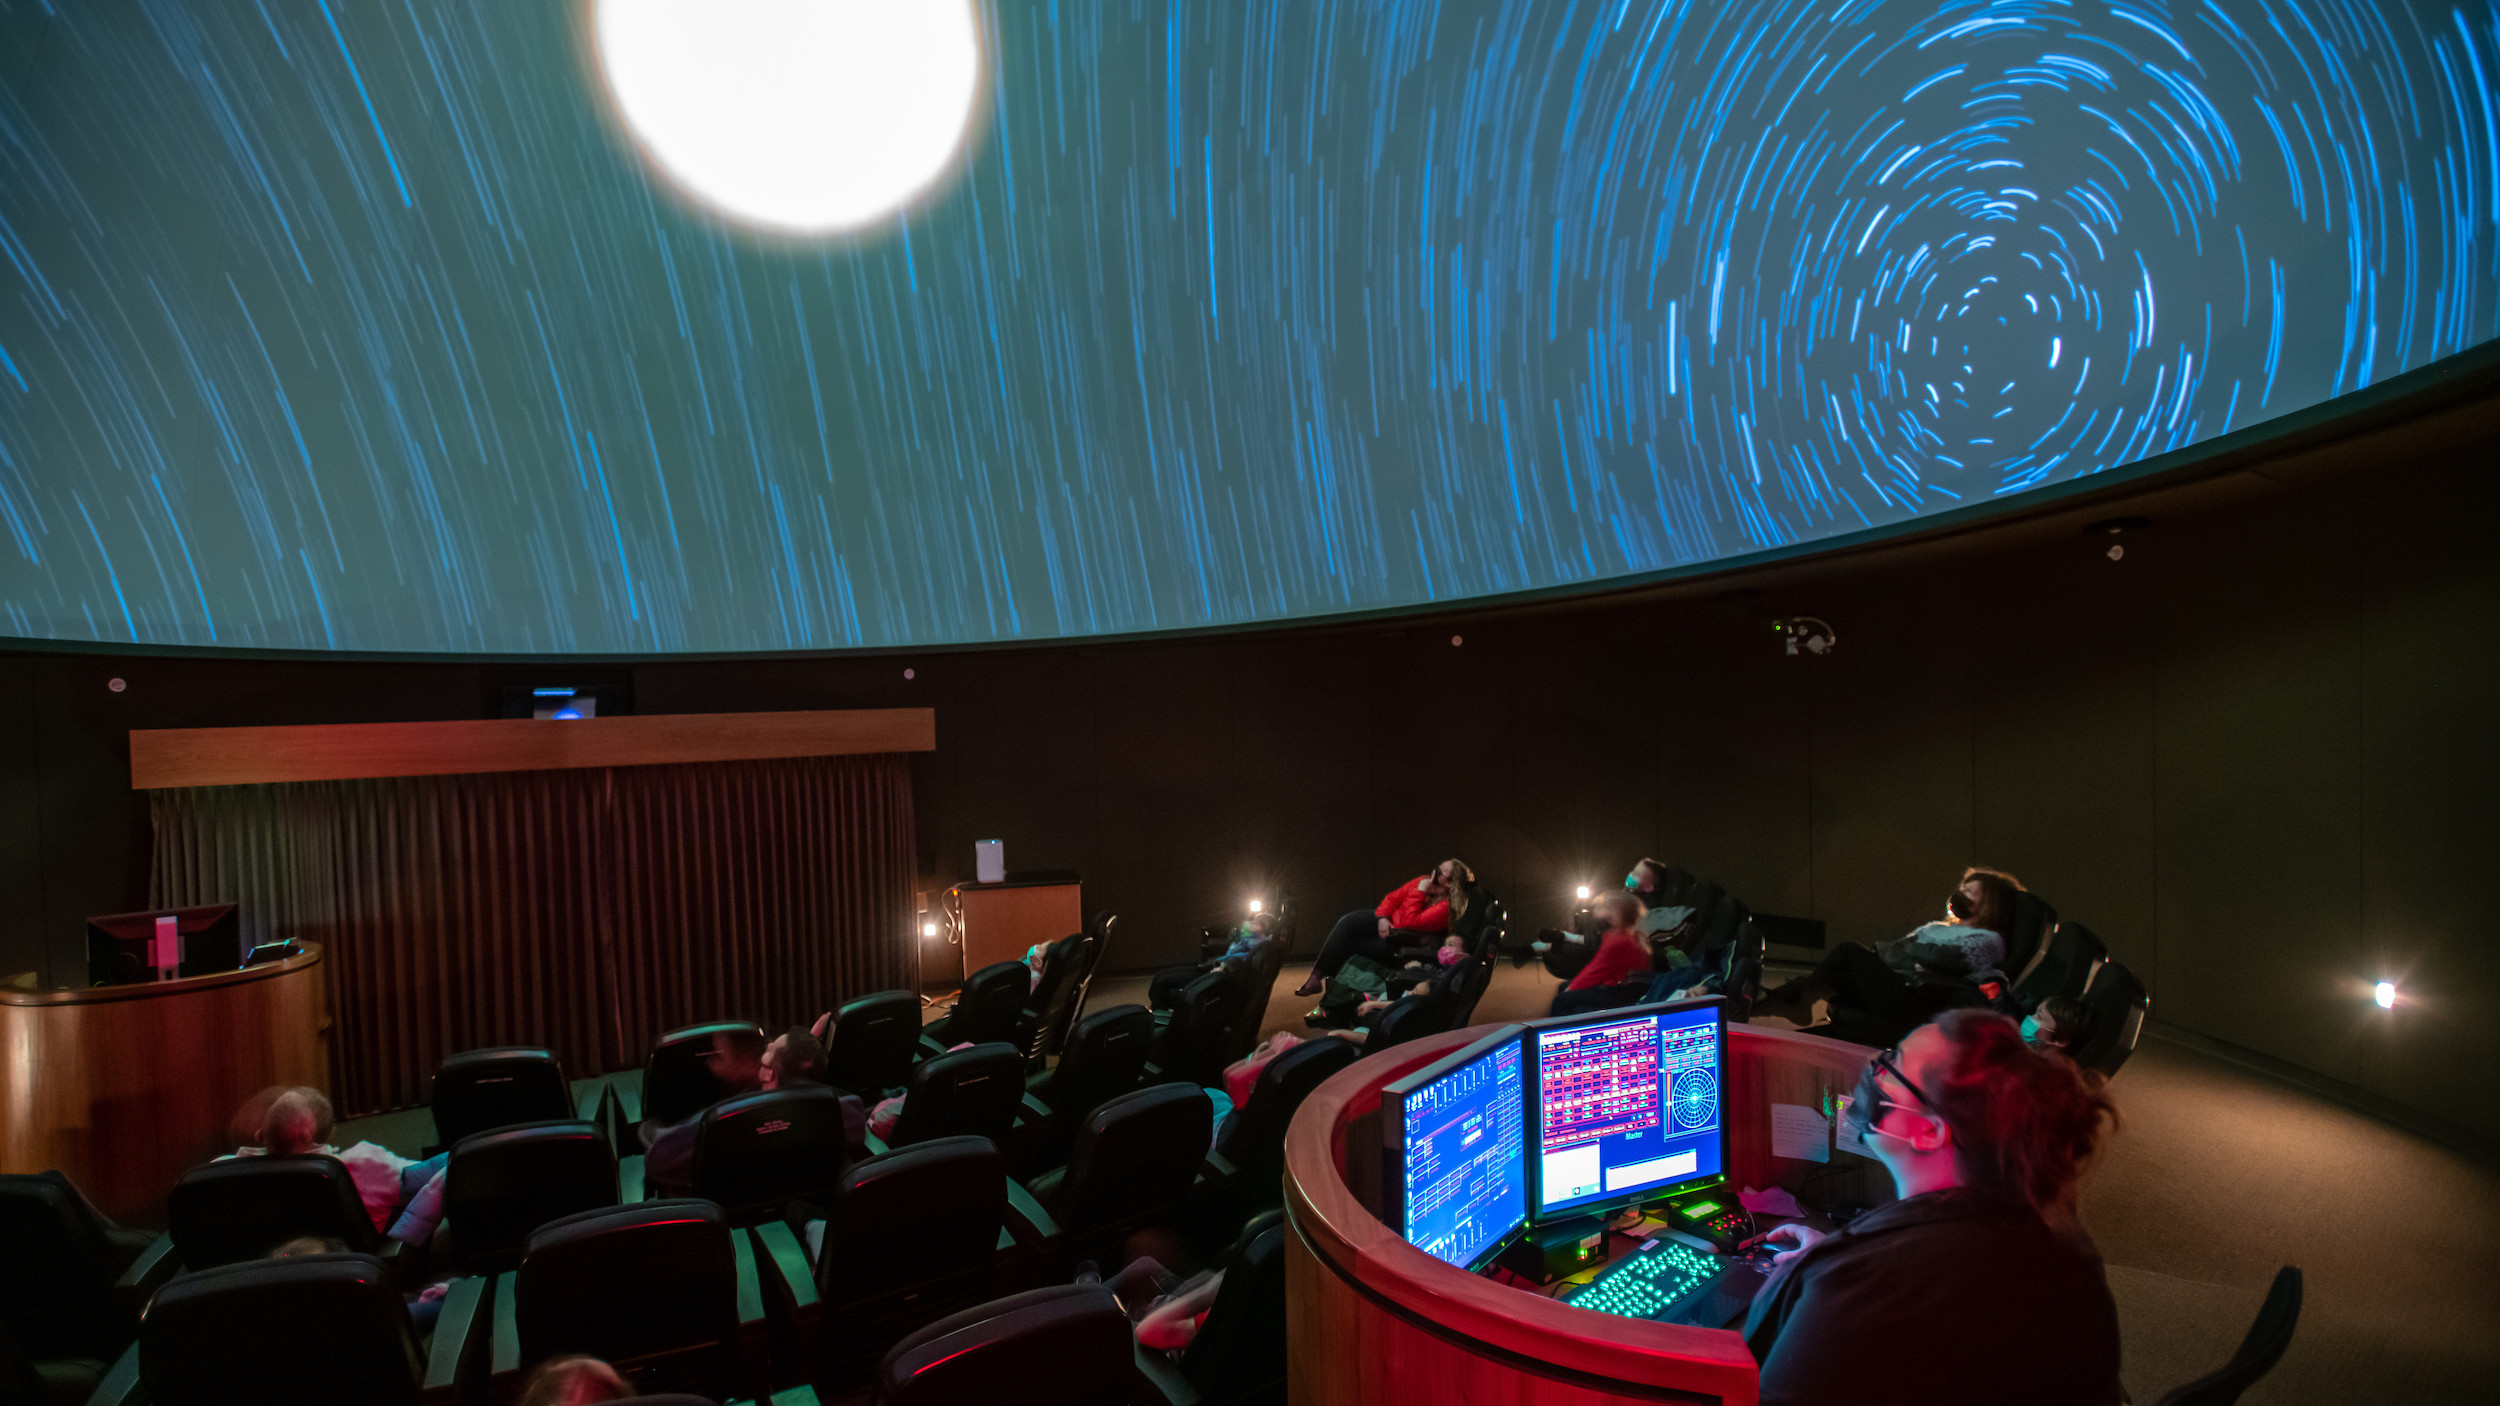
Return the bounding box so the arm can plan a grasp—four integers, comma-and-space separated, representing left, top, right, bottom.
950, 879, 1084, 980
0, 944, 330, 1224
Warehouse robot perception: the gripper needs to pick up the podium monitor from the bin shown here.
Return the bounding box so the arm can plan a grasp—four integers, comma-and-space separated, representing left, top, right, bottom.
86, 904, 241, 985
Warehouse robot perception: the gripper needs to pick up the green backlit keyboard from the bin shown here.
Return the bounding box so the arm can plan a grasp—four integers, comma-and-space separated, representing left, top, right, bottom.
1562, 1237, 1724, 1321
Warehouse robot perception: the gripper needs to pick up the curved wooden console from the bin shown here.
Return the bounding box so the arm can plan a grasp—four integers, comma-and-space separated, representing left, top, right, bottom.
1283, 1022, 1880, 1406
0, 944, 330, 1224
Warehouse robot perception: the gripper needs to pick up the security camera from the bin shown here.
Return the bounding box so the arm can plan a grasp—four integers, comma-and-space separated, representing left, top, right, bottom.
1775, 617, 1837, 656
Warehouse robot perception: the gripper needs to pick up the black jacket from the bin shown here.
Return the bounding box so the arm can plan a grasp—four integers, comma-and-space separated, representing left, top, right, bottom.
1741, 1189, 2121, 1406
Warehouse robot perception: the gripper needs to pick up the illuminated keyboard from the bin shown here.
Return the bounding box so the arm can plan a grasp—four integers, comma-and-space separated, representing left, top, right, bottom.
1562, 1238, 1724, 1322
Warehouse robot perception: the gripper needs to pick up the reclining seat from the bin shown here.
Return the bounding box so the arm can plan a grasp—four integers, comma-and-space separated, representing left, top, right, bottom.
1365, 993, 1453, 1053
166, 1156, 381, 1270
2073, 962, 2150, 1075
1443, 941, 1499, 1027
0, 1172, 154, 1372
823, 991, 924, 1100
1015, 933, 1094, 1065
1146, 968, 1240, 1088
690, 1086, 850, 1225
756, 1136, 1011, 1391
920, 961, 1030, 1054
1137, 1211, 1288, 1406
637, 1022, 764, 1132
442, 1120, 619, 1274
134, 1253, 425, 1406
1209, 1040, 1360, 1202
2016, 922, 2107, 1008
875, 1284, 1135, 1406
883, 1043, 1026, 1152
1213, 939, 1286, 1067
429, 1047, 575, 1153
2001, 890, 2059, 988
1023, 1083, 1212, 1258
1718, 921, 1768, 1020
502, 1200, 755, 1400
1022, 1004, 1153, 1168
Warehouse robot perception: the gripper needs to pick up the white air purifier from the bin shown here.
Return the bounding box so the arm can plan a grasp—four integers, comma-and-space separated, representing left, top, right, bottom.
975, 839, 1005, 884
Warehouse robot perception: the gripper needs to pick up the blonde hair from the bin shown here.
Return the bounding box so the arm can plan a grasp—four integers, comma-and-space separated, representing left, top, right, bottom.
516, 1356, 629, 1406
1440, 858, 1476, 922
1595, 889, 1647, 929
260, 1088, 333, 1155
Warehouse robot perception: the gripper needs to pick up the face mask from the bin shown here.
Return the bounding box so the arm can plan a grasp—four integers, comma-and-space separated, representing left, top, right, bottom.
1625, 871, 1642, 889
2019, 1015, 2040, 1043
1947, 890, 1976, 920
1842, 1063, 1883, 1144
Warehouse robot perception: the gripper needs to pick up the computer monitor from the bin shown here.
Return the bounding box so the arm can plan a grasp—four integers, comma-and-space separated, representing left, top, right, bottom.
85, 904, 241, 985
1380, 1024, 1529, 1271
1527, 997, 1726, 1222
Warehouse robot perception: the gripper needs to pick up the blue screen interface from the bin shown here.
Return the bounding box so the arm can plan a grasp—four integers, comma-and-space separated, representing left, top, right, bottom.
1534, 1006, 1722, 1216
1399, 1038, 1526, 1269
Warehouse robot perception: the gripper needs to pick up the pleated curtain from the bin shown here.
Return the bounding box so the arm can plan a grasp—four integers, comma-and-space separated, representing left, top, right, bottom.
147, 754, 918, 1116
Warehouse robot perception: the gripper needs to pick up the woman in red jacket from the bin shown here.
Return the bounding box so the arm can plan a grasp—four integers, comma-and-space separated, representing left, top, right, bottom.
1292, 859, 1470, 998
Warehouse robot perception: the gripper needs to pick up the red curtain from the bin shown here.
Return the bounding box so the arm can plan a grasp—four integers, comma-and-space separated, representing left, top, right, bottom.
148, 754, 918, 1116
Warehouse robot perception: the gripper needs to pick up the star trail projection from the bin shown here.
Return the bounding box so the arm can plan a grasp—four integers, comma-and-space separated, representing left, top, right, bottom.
1, 1, 2496, 654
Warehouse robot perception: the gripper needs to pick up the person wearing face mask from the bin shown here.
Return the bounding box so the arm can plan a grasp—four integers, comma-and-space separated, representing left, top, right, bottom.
1291, 859, 1472, 999
1739, 1009, 2122, 1405
1751, 867, 2021, 1038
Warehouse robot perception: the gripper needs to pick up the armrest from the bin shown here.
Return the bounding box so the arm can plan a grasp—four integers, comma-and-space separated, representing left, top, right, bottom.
1018, 1093, 1052, 1123
614, 1074, 642, 1128
488, 1270, 521, 1378
1002, 1180, 1062, 1245
732, 1225, 766, 1328
1133, 1344, 1201, 1406
110, 1233, 179, 1311
619, 1154, 647, 1203
861, 1131, 890, 1157
751, 1221, 820, 1311
726, 1390, 825, 1406
917, 1033, 948, 1060
1199, 1150, 1237, 1185
1140, 1060, 1166, 1082
89, 1344, 143, 1406
422, 1275, 490, 1396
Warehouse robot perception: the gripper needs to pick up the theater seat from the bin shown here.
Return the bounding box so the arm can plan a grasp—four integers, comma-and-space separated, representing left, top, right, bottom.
0, 1171, 165, 1367
750, 1136, 1012, 1392
1017, 932, 1094, 1064
690, 1087, 849, 1225
883, 1043, 1027, 1152
1022, 1083, 1211, 1258
637, 1022, 765, 1132
428, 1047, 575, 1153
116, 1253, 427, 1406
2016, 921, 2108, 1008
922, 961, 1029, 1053
481, 1200, 764, 1402
1207, 1040, 1359, 1210
0, 1318, 104, 1406
165, 1156, 382, 1270
1022, 1005, 1153, 1167
2003, 890, 2059, 987
1135, 1211, 1288, 1406
442, 1120, 618, 1274
1145, 969, 1240, 1088
875, 1285, 1135, 1406
2073, 961, 2150, 1076
822, 990, 924, 1100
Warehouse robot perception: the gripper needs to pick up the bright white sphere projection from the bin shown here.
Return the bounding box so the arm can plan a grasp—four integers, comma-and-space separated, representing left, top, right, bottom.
593, 0, 981, 235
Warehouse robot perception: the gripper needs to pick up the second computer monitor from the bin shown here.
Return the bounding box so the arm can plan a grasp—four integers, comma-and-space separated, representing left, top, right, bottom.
1528, 997, 1726, 1221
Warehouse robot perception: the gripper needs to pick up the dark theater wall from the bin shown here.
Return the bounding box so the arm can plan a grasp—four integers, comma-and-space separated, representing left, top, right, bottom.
0, 426, 2491, 1138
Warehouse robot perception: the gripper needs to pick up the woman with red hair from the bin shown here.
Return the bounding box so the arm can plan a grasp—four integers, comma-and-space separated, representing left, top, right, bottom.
1741, 1009, 2122, 1404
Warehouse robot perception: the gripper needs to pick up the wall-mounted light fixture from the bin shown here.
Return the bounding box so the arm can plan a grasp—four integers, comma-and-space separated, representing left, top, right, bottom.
1248, 898, 1264, 915
2374, 980, 2398, 1009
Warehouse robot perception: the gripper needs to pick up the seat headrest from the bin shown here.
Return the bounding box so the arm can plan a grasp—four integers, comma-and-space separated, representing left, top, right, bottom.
143, 1254, 419, 1406
168, 1154, 376, 1267
836, 989, 921, 1027
817, 1137, 1005, 1295
878, 1285, 1134, 1406
912, 1041, 1023, 1089
517, 1200, 738, 1364
436, 1045, 560, 1072
450, 1118, 609, 1164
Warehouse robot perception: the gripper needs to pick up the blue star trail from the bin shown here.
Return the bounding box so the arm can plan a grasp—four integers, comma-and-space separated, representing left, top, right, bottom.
0, 0, 2494, 653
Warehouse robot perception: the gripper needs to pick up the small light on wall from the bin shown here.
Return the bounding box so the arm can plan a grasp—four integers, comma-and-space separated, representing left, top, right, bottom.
1450, 634, 1464, 647
2374, 980, 2397, 1009
107, 677, 127, 693
1574, 884, 1592, 901
1247, 898, 1263, 914
922, 921, 939, 938
903, 667, 916, 680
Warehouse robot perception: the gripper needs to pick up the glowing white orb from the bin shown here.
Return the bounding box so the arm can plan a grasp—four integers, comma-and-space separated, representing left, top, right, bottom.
2374, 981, 2397, 1009
593, 0, 982, 234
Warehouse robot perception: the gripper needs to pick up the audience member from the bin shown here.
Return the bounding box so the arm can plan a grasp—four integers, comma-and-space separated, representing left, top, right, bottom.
1292, 860, 1472, 1000
1221, 1031, 1303, 1110
1549, 891, 1651, 1016
222, 1087, 444, 1238
641, 1028, 768, 1195
1326, 931, 1473, 1043
1752, 867, 2020, 1036
1742, 1009, 2120, 1402
267, 1235, 348, 1257
2024, 996, 2095, 1057
761, 1024, 868, 1153
1151, 910, 1277, 1010
516, 1354, 630, 1406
